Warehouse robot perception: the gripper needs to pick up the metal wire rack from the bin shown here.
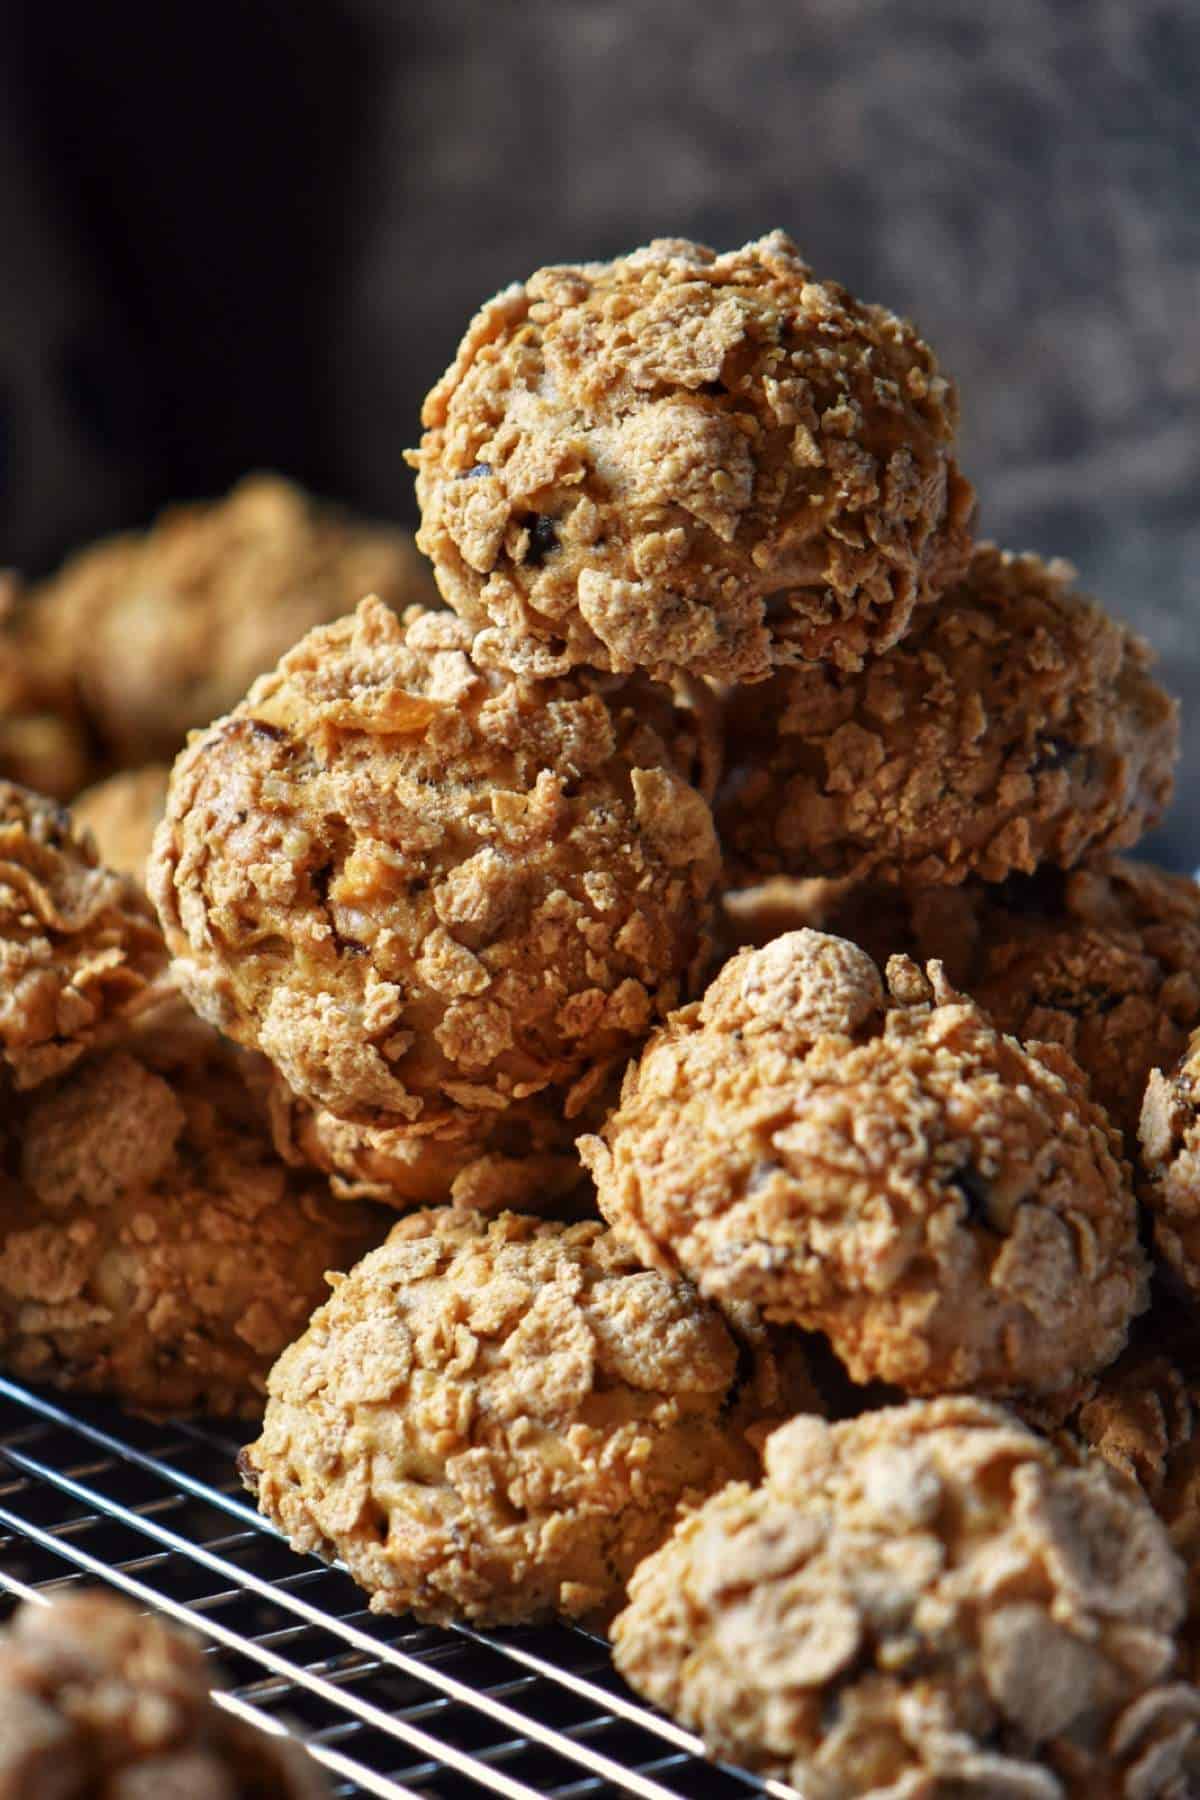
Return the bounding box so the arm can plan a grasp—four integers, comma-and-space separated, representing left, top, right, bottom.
0, 1374, 791, 1799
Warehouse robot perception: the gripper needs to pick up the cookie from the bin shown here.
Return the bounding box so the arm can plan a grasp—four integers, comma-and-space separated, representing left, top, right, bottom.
239, 1208, 816, 1627
723, 858, 1200, 1153
0, 1009, 385, 1417
611, 1400, 1198, 1800
0, 781, 166, 1092
28, 473, 437, 765
150, 596, 720, 1197
718, 545, 1178, 887
0, 581, 94, 801
264, 1074, 589, 1212
412, 232, 973, 683
0, 1590, 327, 1796
582, 930, 1146, 1398
73, 765, 169, 885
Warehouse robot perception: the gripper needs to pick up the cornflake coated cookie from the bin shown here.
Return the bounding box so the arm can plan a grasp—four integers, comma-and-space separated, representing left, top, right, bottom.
239, 1208, 816, 1627
412, 232, 973, 684
718, 545, 1178, 887
151, 596, 721, 1190
719, 858, 1200, 1153
582, 930, 1146, 1399
0, 1590, 327, 1797
28, 473, 437, 765
73, 765, 169, 885
264, 1075, 588, 1212
0, 1009, 385, 1417
0, 781, 166, 1092
611, 1400, 1200, 1800
0, 581, 95, 801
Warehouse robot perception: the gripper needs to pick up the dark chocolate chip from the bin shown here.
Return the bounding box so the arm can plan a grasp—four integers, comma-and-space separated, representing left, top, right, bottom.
948, 1162, 993, 1229
524, 514, 559, 566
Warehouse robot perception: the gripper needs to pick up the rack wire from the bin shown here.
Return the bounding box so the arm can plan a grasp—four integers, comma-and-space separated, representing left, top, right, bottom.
0, 1375, 790, 1799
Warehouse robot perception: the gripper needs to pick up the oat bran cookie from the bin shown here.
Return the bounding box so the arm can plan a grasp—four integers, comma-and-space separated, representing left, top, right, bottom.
718, 545, 1178, 887
28, 473, 437, 765
611, 1400, 1199, 1800
0, 1010, 385, 1417
239, 1208, 816, 1626
0, 1590, 327, 1796
150, 596, 720, 1195
412, 232, 973, 683
583, 930, 1146, 1398
0, 781, 166, 1092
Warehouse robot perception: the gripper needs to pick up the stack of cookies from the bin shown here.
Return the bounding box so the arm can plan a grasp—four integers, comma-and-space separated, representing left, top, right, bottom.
4, 231, 1200, 1799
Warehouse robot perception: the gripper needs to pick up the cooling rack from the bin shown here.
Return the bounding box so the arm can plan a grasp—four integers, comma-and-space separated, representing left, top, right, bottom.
0, 1374, 791, 1799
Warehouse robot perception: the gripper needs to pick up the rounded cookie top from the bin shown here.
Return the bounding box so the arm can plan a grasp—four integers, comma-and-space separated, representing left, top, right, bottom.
718, 857, 1200, 1155
28, 473, 437, 765
239, 1207, 813, 1627
0, 1591, 327, 1797
0, 781, 166, 1092
582, 930, 1146, 1398
0, 1010, 385, 1418
718, 545, 1178, 887
611, 1399, 1197, 1800
150, 595, 720, 1178
412, 232, 973, 683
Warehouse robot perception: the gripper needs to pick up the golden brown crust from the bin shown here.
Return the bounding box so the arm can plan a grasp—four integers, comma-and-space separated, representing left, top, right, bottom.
0, 1013, 386, 1418
611, 1400, 1197, 1800
149, 596, 720, 1197
263, 1073, 591, 1212
0, 1591, 327, 1796
730, 857, 1200, 1155
73, 765, 169, 885
240, 1208, 812, 1627
411, 232, 973, 684
27, 474, 437, 765
0, 781, 167, 1092
584, 931, 1146, 1398
718, 545, 1178, 887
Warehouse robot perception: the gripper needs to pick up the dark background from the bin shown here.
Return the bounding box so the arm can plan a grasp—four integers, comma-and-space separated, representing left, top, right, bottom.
2, 0, 1197, 859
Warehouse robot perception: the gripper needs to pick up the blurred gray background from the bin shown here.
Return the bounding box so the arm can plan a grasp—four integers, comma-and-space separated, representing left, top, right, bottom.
3, 0, 1198, 858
